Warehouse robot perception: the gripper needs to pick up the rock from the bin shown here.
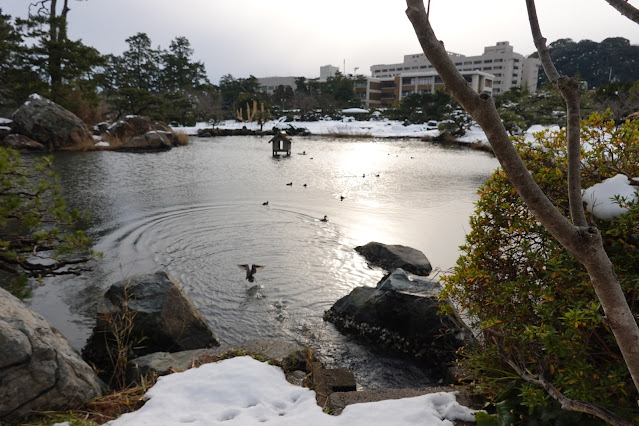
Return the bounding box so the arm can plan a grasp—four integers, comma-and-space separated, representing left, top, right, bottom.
11, 94, 94, 151
0, 287, 103, 422
116, 130, 173, 152
126, 346, 231, 384
107, 116, 152, 141
0, 134, 46, 151
105, 116, 180, 148
126, 338, 311, 386
376, 268, 439, 293
82, 271, 219, 381
324, 272, 473, 380
355, 242, 432, 276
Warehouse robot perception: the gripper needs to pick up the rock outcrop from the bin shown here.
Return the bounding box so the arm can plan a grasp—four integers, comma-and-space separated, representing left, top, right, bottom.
82, 271, 220, 381
116, 131, 173, 152
0, 287, 104, 422
100, 116, 181, 151
355, 242, 433, 276
0, 134, 46, 151
324, 269, 473, 380
11, 94, 94, 151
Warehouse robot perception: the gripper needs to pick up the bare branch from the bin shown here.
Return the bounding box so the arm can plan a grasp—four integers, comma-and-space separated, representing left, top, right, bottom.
525, 0, 587, 227
604, 0, 639, 25
503, 356, 634, 426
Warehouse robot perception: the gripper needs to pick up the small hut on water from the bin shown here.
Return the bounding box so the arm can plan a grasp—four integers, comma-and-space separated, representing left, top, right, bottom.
269, 132, 292, 156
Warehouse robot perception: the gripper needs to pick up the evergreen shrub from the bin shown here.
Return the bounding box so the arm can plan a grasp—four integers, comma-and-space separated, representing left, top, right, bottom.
442, 110, 639, 423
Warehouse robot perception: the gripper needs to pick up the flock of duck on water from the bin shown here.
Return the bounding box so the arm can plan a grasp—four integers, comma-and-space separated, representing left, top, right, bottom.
242, 150, 384, 283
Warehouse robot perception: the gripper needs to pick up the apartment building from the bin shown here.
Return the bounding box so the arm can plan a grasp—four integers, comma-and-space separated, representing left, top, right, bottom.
357, 70, 494, 109
370, 41, 541, 95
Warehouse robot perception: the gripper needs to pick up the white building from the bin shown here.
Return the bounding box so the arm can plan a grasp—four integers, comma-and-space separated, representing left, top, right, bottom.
320, 65, 340, 81
370, 41, 541, 94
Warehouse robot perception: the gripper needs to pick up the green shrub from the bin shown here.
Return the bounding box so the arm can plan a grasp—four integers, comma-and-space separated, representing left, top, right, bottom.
441, 110, 639, 423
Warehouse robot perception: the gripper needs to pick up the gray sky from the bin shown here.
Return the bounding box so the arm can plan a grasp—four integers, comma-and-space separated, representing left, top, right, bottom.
3, 0, 638, 84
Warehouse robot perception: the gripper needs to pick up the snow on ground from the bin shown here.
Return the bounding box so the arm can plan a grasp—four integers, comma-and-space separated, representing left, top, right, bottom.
173, 118, 556, 145
101, 356, 482, 426
583, 174, 638, 220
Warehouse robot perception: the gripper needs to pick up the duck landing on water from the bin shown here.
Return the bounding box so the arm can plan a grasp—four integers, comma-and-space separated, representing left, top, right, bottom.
238, 264, 265, 283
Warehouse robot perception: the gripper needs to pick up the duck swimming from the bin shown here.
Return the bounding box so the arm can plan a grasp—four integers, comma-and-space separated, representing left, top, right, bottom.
262, 201, 269, 206
320, 215, 328, 222
238, 264, 265, 283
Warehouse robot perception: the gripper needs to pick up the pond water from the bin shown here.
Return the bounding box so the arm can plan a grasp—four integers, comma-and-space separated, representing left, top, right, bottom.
28, 136, 498, 390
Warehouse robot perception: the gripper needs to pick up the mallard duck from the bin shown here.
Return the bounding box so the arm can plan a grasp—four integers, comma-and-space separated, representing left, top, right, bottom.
238, 264, 265, 283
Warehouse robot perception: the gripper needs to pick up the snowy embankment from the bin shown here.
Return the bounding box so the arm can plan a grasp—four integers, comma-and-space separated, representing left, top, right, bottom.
101, 356, 483, 426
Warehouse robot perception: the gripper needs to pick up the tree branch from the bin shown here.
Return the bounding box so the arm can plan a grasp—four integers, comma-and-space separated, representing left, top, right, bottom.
503, 356, 634, 426
406, 0, 639, 405
604, 0, 639, 25
525, 0, 587, 228
405, 0, 576, 245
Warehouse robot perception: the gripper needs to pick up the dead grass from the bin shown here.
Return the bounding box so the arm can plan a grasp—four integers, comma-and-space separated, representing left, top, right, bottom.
175, 131, 189, 146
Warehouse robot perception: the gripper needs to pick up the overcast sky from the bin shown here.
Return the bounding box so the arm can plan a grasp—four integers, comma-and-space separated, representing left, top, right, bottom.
3, 0, 638, 84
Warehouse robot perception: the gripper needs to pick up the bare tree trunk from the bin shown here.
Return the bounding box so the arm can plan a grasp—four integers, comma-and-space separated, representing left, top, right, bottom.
604, 0, 639, 25
405, 0, 639, 411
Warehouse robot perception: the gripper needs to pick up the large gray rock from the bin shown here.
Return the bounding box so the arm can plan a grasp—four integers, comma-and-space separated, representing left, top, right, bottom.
355, 242, 432, 276
105, 116, 180, 149
324, 270, 473, 380
0, 287, 104, 422
116, 130, 173, 152
11, 94, 94, 151
82, 271, 219, 381
0, 134, 46, 151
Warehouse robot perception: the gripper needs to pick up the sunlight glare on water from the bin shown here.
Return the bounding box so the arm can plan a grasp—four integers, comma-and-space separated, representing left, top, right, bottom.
30, 135, 497, 389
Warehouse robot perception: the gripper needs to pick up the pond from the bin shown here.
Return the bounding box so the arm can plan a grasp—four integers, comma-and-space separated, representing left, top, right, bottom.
28, 136, 498, 389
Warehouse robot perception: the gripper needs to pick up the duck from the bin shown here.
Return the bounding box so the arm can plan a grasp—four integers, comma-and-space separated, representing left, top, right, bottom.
303, 184, 307, 188
340, 195, 345, 201
262, 201, 269, 206
286, 182, 293, 186
320, 215, 328, 222
238, 264, 265, 283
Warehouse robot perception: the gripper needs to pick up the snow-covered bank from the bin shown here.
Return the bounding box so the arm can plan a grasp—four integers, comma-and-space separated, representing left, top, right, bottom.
173, 118, 558, 146
103, 356, 482, 426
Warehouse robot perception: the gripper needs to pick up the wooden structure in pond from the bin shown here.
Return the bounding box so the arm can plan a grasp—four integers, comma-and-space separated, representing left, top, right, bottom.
269, 132, 292, 156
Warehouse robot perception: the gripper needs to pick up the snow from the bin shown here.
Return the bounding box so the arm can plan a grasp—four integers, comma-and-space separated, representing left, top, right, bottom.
173, 120, 556, 144
0, 118, 12, 125
582, 174, 638, 220
0, 126, 11, 131
94, 141, 110, 147
103, 356, 482, 426
341, 107, 369, 114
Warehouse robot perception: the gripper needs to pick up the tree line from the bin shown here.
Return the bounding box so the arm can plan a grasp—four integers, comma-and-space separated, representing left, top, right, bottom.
0, 3, 363, 126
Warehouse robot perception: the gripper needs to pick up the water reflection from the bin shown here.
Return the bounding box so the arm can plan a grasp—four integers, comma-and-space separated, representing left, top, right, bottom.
30, 136, 497, 389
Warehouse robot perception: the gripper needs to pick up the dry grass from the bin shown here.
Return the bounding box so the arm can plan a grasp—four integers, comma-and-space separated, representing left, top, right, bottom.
175, 131, 189, 146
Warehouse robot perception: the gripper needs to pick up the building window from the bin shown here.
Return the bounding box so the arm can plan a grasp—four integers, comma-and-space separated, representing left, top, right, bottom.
389, 68, 395, 71
513, 65, 519, 70
417, 77, 433, 85
483, 59, 493, 63
494, 66, 503, 69
512, 80, 518, 85
382, 69, 388, 72
454, 62, 462, 66
495, 58, 503, 62
514, 58, 520, 63
473, 60, 482, 64
483, 66, 492, 70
